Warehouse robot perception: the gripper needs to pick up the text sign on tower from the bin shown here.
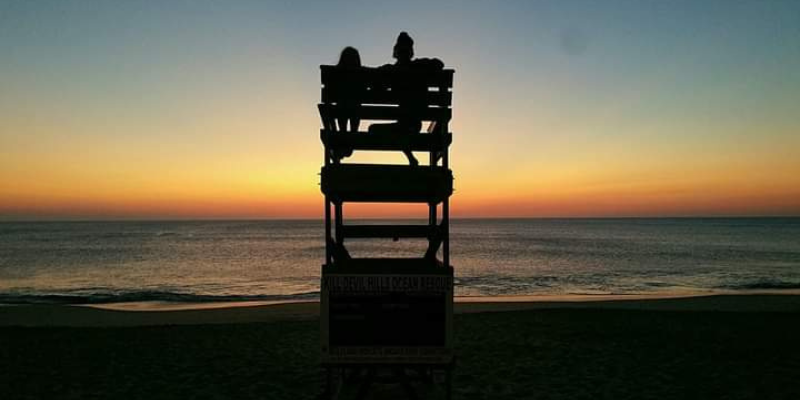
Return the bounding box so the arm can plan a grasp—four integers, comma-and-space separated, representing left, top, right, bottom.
321, 270, 454, 364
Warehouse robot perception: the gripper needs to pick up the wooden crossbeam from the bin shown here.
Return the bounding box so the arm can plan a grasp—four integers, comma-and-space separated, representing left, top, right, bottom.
341, 224, 435, 239
322, 87, 452, 107
323, 257, 451, 273
318, 104, 451, 123
321, 65, 454, 88
321, 164, 453, 204
320, 130, 452, 152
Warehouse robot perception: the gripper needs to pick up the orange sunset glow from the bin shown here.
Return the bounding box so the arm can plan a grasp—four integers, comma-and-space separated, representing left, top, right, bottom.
2, 1, 799, 220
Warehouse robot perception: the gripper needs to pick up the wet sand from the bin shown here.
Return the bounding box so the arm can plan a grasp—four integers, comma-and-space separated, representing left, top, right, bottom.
2, 294, 799, 399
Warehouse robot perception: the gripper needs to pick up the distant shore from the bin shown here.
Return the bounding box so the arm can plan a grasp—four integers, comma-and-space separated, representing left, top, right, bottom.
2, 292, 799, 327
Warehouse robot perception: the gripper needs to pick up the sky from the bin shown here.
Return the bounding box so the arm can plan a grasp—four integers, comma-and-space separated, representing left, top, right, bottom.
1, 0, 799, 219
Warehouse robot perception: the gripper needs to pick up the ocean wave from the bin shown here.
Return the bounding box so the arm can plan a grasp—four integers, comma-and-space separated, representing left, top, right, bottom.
716, 280, 800, 290
0, 290, 320, 305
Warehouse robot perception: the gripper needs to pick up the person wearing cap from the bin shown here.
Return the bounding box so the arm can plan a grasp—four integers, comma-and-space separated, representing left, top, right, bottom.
368, 32, 444, 166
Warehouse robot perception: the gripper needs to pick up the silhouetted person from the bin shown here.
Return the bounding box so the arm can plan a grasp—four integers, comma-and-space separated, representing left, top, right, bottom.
368, 32, 444, 166
336, 47, 362, 134
331, 46, 364, 160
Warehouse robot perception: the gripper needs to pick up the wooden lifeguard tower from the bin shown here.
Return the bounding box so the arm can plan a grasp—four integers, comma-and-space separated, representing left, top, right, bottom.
318, 65, 455, 399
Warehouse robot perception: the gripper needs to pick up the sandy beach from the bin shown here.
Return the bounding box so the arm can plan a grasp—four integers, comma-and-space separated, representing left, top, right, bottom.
2, 294, 799, 399
2, 292, 800, 327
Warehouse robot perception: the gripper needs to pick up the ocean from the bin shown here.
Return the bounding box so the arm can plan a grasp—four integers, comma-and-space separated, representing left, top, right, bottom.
1, 218, 799, 304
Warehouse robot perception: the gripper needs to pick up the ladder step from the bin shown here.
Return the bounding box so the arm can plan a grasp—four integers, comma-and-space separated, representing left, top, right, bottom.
321, 130, 452, 152
342, 224, 435, 239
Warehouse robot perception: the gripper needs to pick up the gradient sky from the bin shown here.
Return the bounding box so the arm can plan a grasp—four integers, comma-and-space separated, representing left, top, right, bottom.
2, 0, 799, 219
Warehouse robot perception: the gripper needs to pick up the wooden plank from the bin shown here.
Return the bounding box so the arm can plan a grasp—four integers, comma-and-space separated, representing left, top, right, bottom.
341, 224, 435, 239
318, 104, 451, 122
320, 130, 452, 152
321, 65, 454, 88
321, 87, 452, 107
321, 164, 453, 204
323, 258, 451, 273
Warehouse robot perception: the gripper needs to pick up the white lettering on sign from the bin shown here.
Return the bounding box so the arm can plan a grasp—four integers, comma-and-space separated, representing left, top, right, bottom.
322, 274, 453, 293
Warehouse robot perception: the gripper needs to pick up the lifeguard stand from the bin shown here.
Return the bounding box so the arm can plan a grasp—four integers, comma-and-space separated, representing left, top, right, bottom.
318, 65, 455, 399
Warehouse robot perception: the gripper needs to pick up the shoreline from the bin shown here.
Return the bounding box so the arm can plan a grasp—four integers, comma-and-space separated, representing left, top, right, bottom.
85, 289, 800, 311
2, 292, 799, 327
4, 288, 800, 312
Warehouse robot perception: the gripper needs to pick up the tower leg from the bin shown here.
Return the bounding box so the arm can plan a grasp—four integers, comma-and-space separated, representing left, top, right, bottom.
325, 197, 332, 265
335, 201, 343, 246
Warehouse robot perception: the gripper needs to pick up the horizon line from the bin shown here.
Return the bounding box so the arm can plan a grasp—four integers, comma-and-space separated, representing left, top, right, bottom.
2, 215, 799, 223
